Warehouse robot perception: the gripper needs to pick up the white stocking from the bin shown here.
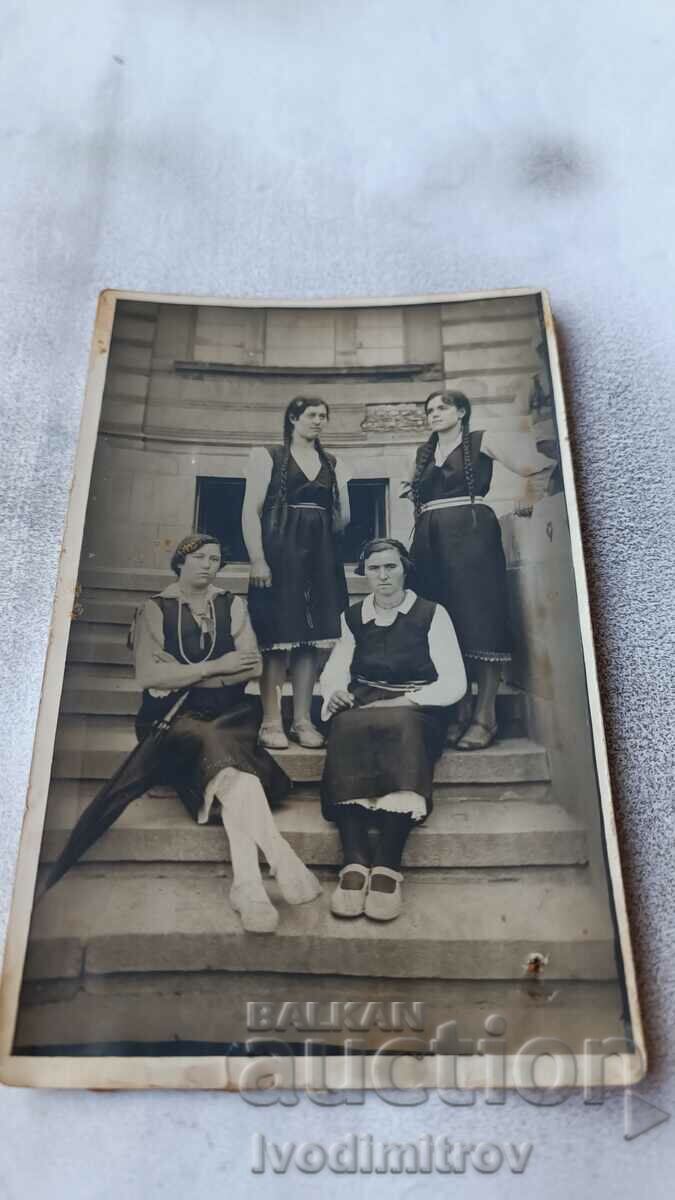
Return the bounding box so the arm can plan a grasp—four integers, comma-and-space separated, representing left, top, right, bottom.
216, 769, 288, 867
206, 767, 320, 904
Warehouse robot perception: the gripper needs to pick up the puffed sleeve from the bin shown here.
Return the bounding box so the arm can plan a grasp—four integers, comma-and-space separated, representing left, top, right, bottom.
408, 604, 467, 707
230, 595, 259, 652
318, 614, 357, 720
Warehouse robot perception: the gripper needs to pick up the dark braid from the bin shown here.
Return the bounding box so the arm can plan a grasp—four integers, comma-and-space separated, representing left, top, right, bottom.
415, 389, 478, 527
315, 440, 341, 530
410, 432, 439, 521
269, 430, 292, 535
270, 395, 334, 534
460, 415, 478, 528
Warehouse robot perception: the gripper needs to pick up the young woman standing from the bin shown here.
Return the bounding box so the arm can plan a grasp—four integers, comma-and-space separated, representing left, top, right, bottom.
242, 396, 350, 749
408, 390, 552, 750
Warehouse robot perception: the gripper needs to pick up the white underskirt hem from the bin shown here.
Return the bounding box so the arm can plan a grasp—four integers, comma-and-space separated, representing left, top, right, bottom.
340, 791, 426, 822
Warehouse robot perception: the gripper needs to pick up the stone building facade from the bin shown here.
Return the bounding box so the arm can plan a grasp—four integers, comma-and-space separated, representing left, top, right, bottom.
83, 296, 551, 570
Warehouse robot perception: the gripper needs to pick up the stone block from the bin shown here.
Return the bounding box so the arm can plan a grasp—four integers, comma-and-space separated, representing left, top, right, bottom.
104, 369, 151, 400
442, 317, 541, 347
111, 315, 157, 345
25, 871, 618, 982
40, 795, 586, 869
152, 305, 193, 359
441, 297, 538, 322
13, 974, 626, 1054
108, 342, 153, 372
444, 345, 540, 374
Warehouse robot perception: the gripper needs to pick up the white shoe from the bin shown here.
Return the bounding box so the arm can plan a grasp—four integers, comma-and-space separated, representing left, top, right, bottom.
330, 864, 370, 918
259, 723, 289, 750
365, 867, 403, 921
270, 841, 322, 905
230, 882, 279, 933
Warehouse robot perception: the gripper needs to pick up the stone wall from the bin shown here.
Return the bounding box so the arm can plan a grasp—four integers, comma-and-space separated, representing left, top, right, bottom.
82, 296, 551, 569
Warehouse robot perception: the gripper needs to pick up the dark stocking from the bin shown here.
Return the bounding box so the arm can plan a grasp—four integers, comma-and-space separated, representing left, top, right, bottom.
334, 805, 372, 890
371, 811, 414, 892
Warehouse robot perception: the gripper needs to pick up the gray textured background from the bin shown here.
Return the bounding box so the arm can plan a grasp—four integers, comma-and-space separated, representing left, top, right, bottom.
0, 1, 673, 1195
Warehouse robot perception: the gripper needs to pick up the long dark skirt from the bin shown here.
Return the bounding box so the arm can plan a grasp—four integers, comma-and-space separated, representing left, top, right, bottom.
411, 503, 511, 662
320, 686, 449, 822
248, 507, 348, 650
42, 692, 291, 893
136, 692, 291, 822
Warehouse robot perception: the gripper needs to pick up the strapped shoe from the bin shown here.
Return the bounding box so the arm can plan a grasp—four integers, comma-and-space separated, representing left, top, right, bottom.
330, 863, 370, 918
365, 867, 404, 922
289, 720, 325, 749
230, 882, 279, 933
269, 841, 322, 905
258, 723, 289, 750
456, 720, 498, 751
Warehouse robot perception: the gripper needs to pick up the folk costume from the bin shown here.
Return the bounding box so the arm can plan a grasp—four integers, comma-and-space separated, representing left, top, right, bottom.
409, 430, 511, 664
42, 583, 321, 929
319, 590, 466, 823
246, 445, 348, 652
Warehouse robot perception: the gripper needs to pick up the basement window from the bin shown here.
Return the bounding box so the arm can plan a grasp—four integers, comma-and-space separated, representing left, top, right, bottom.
343, 479, 388, 563
195, 477, 248, 562
195, 475, 389, 566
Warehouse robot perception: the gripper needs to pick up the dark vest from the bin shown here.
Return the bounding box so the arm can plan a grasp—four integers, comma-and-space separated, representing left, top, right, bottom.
154, 591, 236, 662
135, 590, 245, 733
415, 430, 493, 502
345, 595, 437, 688
262, 444, 336, 519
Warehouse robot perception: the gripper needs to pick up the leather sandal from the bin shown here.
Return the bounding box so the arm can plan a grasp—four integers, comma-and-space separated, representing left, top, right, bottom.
456, 720, 498, 751
365, 867, 404, 921
289, 720, 325, 749
330, 864, 370, 917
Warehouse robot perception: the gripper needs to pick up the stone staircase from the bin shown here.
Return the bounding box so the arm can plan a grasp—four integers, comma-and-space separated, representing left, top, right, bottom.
15, 568, 623, 1053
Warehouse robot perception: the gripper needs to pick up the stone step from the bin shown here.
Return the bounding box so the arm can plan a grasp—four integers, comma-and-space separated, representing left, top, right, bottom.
59, 672, 525, 731
25, 869, 618, 983
51, 718, 551, 785
41, 787, 583, 868
15, 975, 627, 1053
78, 566, 370, 598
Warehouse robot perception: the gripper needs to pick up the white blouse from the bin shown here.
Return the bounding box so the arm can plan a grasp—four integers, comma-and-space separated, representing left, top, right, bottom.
319, 590, 467, 721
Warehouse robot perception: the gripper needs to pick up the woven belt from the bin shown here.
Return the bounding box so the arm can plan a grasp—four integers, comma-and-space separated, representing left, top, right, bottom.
287, 503, 326, 510
354, 676, 429, 693
420, 496, 486, 513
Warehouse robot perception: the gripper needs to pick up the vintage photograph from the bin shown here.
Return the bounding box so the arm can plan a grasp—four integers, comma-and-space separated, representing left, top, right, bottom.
0, 290, 642, 1088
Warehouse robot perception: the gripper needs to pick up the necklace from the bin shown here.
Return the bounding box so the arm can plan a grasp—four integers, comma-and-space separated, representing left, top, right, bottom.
177, 595, 217, 664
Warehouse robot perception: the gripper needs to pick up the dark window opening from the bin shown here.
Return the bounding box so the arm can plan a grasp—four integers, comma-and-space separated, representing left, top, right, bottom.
195, 475, 389, 566
343, 479, 388, 563
195, 477, 249, 563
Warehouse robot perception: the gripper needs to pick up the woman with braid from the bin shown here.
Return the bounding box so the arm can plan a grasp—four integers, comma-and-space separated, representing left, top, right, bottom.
242, 397, 350, 749
407, 391, 552, 750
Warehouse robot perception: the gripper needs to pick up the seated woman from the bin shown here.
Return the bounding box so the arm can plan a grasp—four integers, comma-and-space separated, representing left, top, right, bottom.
42, 533, 321, 934
319, 538, 467, 922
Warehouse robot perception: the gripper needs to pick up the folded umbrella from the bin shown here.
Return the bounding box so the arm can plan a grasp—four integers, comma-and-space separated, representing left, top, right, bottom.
37, 692, 189, 897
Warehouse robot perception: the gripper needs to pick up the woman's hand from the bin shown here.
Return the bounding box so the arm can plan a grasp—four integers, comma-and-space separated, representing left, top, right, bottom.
250, 557, 272, 588
326, 689, 355, 716
204, 650, 262, 677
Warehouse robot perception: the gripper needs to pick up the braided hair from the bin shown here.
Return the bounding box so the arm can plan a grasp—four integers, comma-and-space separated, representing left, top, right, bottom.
410, 390, 477, 526
170, 532, 226, 576
270, 396, 341, 533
